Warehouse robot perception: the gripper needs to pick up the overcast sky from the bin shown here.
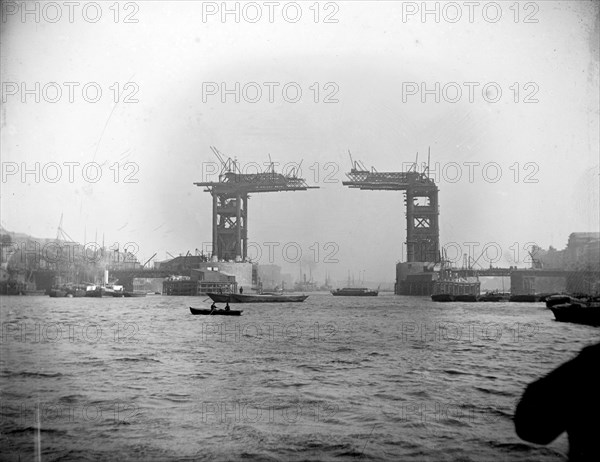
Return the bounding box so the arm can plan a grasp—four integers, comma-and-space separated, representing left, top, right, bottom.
1, 1, 599, 282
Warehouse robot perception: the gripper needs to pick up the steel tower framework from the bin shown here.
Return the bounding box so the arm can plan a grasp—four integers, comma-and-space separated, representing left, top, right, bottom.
342, 155, 440, 263
194, 147, 317, 261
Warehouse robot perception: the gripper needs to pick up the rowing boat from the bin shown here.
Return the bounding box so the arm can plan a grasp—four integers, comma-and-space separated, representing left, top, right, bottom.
189, 307, 243, 316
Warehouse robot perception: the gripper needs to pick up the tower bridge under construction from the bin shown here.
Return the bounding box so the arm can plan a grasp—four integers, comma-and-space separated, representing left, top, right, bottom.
194, 147, 318, 262
4, 147, 597, 297
341, 152, 441, 295
342, 154, 440, 264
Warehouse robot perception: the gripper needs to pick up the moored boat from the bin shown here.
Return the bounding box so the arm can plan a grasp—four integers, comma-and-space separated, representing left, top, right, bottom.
545, 294, 576, 308
545, 294, 598, 308
431, 293, 454, 302
85, 287, 103, 297
50, 284, 90, 297
69, 288, 87, 297
454, 294, 478, 302
207, 293, 308, 303
66, 284, 88, 297
550, 302, 600, 326
509, 294, 541, 303
23, 289, 47, 296
49, 288, 68, 297
104, 284, 124, 297
190, 307, 243, 316
123, 291, 147, 297
331, 287, 378, 296
478, 291, 510, 302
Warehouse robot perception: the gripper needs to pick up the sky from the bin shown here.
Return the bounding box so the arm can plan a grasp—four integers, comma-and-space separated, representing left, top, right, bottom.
1, 1, 599, 283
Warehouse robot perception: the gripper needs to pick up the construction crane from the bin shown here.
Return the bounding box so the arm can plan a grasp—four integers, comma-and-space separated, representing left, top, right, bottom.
141, 253, 157, 268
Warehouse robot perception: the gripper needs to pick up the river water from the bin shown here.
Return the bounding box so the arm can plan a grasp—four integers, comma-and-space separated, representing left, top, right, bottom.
1, 293, 598, 461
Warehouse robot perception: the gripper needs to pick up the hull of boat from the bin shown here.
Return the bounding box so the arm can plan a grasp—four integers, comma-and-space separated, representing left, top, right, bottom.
190, 307, 243, 316
432, 293, 511, 302
454, 294, 478, 302
23, 290, 47, 296
509, 294, 541, 302
49, 289, 68, 297
207, 293, 234, 303
123, 292, 147, 297
68, 289, 87, 297
545, 295, 574, 308
206, 293, 308, 303
85, 289, 103, 297
331, 289, 378, 296
550, 303, 600, 326
431, 294, 454, 302
478, 294, 510, 302
331, 292, 378, 296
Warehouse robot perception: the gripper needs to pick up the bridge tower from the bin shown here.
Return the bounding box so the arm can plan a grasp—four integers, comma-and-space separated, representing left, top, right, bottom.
342, 153, 440, 263
194, 147, 318, 261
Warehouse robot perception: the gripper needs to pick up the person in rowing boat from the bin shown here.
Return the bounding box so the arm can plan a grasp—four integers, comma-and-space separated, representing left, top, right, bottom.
210, 302, 218, 312
225, 302, 230, 311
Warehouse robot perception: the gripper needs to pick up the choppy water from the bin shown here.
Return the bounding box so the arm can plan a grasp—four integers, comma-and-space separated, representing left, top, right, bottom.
1, 293, 598, 461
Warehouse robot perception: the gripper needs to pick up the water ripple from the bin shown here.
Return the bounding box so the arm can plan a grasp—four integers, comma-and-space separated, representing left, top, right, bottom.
1, 294, 587, 460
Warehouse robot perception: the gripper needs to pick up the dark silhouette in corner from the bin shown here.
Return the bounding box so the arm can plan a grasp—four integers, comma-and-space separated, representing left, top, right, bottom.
514, 342, 600, 461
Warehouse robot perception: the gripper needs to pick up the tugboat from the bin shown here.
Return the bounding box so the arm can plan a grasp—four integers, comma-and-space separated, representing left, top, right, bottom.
85, 270, 124, 297
107, 284, 125, 297
430, 253, 480, 302
85, 285, 103, 297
